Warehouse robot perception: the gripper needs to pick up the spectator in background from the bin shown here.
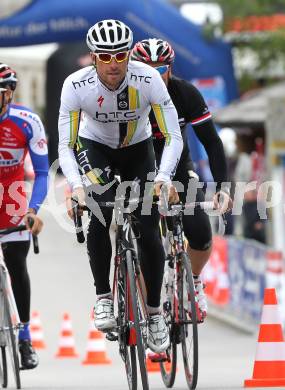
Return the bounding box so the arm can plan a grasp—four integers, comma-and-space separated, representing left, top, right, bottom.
218, 127, 238, 235
234, 134, 266, 243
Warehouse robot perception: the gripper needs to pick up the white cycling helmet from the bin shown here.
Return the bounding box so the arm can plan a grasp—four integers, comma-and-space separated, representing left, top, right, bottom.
86, 19, 133, 52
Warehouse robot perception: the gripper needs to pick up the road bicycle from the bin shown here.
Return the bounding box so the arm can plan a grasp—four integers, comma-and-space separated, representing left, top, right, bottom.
149, 202, 225, 390
0, 224, 39, 389
73, 197, 153, 390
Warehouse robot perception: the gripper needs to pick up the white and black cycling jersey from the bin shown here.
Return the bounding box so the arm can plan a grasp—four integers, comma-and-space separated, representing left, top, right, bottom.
58, 60, 183, 189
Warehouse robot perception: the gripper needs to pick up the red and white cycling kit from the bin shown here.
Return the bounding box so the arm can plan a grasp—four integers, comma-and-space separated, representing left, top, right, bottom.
0, 103, 49, 242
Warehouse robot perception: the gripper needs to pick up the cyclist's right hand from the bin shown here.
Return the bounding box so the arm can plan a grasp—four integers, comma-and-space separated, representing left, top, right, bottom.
67, 186, 86, 219
154, 181, 179, 204
24, 210, 43, 235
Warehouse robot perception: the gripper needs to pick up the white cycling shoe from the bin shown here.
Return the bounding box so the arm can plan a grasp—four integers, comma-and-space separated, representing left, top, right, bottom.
194, 276, 208, 320
148, 314, 170, 353
94, 298, 117, 331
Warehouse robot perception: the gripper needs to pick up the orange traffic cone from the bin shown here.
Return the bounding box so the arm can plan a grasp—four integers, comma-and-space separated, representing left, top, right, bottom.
30, 311, 46, 349
82, 311, 111, 365
55, 313, 78, 358
146, 349, 173, 373
244, 288, 285, 387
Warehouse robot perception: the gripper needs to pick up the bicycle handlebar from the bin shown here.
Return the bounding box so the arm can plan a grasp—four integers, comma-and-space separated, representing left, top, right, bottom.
0, 221, 40, 254
71, 196, 226, 243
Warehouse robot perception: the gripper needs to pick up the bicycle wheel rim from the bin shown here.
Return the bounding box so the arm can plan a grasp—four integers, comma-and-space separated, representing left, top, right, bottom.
159, 266, 177, 388
159, 340, 177, 388
0, 346, 7, 388
179, 252, 198, 390
3, 293, 21, 389
126, 251, 149, 390
117, 262, 137, 390
0, 281, 8, 389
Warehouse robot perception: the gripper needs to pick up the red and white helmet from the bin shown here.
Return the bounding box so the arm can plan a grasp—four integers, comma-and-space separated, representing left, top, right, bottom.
0, 63, 17, 91
131, 38, 175, 64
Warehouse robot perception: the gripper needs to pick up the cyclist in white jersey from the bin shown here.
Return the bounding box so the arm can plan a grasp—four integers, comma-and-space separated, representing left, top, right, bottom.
58, 19, 183, 353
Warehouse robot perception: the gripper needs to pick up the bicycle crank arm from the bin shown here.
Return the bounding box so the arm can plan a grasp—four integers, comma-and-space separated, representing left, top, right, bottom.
105, 331, 118, 341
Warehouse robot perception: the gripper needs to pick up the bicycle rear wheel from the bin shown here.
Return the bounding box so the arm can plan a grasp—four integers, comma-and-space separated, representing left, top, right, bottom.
178, 252, 198, 390
117, 261, 137, 390
126, 251, 149, 390
3, 288, 21, 389
0, 345, 7, 388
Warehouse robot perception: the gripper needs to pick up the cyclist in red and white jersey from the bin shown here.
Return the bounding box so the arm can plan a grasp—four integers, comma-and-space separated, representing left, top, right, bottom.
58, 19, 183, 353
0, 64, 49, 369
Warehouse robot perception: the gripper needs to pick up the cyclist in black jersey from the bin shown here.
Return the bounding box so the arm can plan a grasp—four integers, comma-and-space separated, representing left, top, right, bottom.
131, 38, 233, 318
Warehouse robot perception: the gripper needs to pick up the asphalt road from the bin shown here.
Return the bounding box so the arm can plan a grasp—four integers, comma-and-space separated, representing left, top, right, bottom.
9, 178, 269, 390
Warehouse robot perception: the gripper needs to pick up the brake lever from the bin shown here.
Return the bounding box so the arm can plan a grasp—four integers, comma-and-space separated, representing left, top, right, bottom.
27, 217, 39, 254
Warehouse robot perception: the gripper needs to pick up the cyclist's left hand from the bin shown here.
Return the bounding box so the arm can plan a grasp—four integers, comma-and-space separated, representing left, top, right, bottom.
24, 209, 43, 235
154, 181, 179, 204
213, 189, 233, 214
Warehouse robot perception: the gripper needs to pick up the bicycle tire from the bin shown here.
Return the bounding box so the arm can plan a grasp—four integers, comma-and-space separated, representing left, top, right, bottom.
0, 346, 7, 388
126, 251, 149, 390
3, 290, 21, 389
159, 275, 177, 387
159, 335, 177, 388
179, 252, 198, 390
117, 261, 137, 390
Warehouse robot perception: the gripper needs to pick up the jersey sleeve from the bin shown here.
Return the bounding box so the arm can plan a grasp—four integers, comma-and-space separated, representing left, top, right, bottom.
58, 78, 82, 189
26, 113, 49, 212
182, 83, 212, 126
149, 71, 183, 182
179, 80, 228, 189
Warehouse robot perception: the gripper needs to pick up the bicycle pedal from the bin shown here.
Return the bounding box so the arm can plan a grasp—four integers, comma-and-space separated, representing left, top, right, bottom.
148, 352, 168, 362
105, 332, 118, 341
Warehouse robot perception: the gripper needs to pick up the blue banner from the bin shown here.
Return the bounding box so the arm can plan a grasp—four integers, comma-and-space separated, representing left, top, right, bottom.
0, 0, 238, 101
227, 237, 267, 323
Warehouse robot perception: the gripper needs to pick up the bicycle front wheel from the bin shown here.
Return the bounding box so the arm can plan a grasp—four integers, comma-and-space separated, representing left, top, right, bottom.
126, 251, 149, 390
0, 345, 7, 388
117, 261, 137, 390
3, 290, 21, 389
178, 252, 198, 390
159, 270, 177, 387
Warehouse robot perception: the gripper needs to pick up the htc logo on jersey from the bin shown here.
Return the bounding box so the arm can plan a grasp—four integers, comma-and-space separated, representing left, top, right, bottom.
130, 73, 151, 84
72, 77, 95, 89
94, 111, 137, 122
77, 149, 92, 172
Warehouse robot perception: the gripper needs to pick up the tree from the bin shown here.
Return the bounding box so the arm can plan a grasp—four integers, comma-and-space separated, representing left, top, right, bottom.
206, 1, 285, 91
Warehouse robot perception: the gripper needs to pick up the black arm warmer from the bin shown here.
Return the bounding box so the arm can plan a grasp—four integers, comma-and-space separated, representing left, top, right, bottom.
193, 120, 228, 191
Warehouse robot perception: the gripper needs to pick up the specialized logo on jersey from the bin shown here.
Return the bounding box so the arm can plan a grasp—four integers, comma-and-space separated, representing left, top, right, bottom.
97, 96, 104, 108
0, 148, 24, 166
